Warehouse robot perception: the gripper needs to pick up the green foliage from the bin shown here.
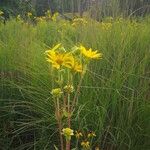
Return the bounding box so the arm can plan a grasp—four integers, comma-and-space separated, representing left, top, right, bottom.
0, 17, 150, 149
0, 0, 34, 18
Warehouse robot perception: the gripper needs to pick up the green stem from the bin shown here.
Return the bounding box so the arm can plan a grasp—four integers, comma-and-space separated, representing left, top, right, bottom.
56, 98, 64, 150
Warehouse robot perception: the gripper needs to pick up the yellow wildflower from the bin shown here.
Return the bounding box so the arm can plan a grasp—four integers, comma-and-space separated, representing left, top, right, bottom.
46, 51, 73, 69
95, 146, 100, 150
64, 85, 74, 93
79, 45, 102, 59
52, 12, 59, 21
16, 15, 21, 20
75, 131, 83, 139
63, 55, 83, 73
36, 17, 43, 22
27, 12, 32, 17
87, 131, 96, 138
73, 61, 83, 73
45, 44, 74, 69
45, 10, 51, 18
51, 88, 63, 98
81, 141, 90, 149
69, 57, 83, 73
62, 128, 74, 141
101, 22, 112, 31
72, 18, 87, 26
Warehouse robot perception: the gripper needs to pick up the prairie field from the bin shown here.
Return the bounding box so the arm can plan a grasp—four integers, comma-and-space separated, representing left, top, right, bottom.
0, 15, 150, 150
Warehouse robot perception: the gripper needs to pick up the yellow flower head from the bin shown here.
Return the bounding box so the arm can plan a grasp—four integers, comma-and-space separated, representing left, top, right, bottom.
64, 85, 74, 93
62, 128, 74, 141
87, 131, 96, 138
68, 56, 83, 73
51, 88, 63, 98
52, 12, 59, 21
72, 18, 87, 26
16, 15, 21, 20
45, 10, 51, 18
45, 44, 73, 69
95, 146, 101, 150
75, 131, 83, 139
81, 141, 90, 149
27, 12, 32, 17
101, 22, 112, 31
72, 61, 83, 73
79, 45, 102, 60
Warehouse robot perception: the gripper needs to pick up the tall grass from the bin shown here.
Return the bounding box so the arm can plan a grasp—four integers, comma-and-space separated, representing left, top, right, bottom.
0, 16, 150, 150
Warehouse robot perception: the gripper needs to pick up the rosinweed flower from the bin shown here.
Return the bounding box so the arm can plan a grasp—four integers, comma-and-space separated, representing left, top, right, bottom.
27, 12, 32, 17
75, 131, 83, 139
101, 22, 112, 31
79, 45, 102, 60
71, 59, 83, 73
62, 128, 74, 141
45, 44, 83, 73
87, 131, 96, 138
51, 88, 63, 98
66, 55, 83, 73
81, 141, 90, 149
45, 44, 74, 69
95, 146, 100, 150
72, 18, 87, 26
52, 12, 59, 21
64, 85, 74, 93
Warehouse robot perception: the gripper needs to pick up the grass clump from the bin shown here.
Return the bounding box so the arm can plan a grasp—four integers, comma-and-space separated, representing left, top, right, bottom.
0, 15, 150, 150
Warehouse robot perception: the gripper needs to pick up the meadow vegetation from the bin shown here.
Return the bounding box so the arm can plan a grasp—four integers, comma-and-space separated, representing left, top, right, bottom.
0, 12, 150, 150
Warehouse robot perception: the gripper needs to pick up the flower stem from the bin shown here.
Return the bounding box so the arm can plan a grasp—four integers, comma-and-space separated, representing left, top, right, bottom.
56, 98, 64, 150
66, 93, 71, 150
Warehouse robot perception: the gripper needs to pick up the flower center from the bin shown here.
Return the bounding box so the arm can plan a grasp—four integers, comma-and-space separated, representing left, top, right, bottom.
56, 58, 63, 65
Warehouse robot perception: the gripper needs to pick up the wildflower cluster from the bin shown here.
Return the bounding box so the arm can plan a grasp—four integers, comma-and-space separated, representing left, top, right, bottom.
45, 43, 102, 150
75, 130, 96, 150
101, 22, 112, 31
35, 10, 59, 23
72, 18, 88, 27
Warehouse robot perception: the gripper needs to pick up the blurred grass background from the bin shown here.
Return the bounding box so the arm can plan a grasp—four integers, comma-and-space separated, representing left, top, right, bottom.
0, 15, 150, 150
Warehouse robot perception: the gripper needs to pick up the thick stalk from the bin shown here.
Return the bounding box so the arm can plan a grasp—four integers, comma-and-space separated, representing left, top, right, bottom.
56, 98, 64, 150
71, 65, 87, 112
66, 93, 71, 150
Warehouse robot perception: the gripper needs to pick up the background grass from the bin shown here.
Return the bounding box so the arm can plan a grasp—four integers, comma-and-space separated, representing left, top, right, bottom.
0, 16, 150, 150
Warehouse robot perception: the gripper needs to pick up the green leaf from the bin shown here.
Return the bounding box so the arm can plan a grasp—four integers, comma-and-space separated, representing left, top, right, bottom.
54, 145, 59, 150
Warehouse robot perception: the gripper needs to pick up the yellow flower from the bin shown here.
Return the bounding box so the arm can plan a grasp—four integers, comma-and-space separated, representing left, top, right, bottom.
45, 44, 73, 69
72, 18, 87, 26
75, 131, 83, 139
64, 85, 74, 93
27, 12, 32, 17
62, 54, 83, 73
45, 10, 51, 18
36, 17, 43, 22
46, 52, 73, 69
87, 131, 96, 138
81, 141, 90, 149
101, 22, 112, 31
16, 15, 21, 20
62, 128, 74, 141
79, 45, 102, 59
52, 12, 59, 21
95, 147, 100, 150
51, 88, 63, 98
72, 61, 83, 73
